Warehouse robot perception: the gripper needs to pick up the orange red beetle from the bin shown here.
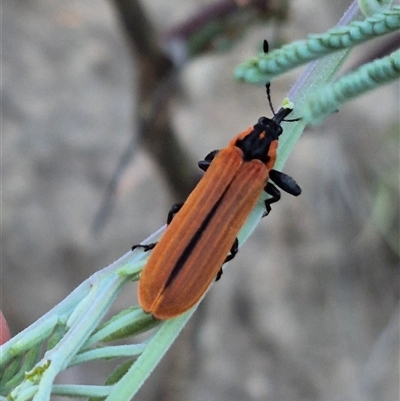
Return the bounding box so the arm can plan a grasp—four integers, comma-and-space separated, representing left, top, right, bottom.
132, 81, 301, 320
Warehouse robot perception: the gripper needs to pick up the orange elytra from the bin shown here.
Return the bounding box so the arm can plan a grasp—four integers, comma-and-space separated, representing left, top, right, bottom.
132, 82, 301, 319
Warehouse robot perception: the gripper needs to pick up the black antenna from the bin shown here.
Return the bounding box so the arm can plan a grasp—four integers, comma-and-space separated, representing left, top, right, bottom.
263, 41, 276, 117
263, 39, 300, 123
263, 39, 269, 53
265, 82, 276, 116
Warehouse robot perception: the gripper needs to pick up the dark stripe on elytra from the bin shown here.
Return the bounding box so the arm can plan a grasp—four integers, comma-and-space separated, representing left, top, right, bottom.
163, 185, 231, 290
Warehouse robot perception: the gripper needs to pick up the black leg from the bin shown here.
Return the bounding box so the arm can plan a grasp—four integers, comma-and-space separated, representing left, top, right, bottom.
132, 202, 184, 251
215, 268, 223, 281
269, 169, 301, 196
224, 237, 239, 264
215, 238, 239, 281
167, 202, 184, 224
198, 150, 219, 172
198, 160, 210, 172
132, 242, 157, 252
263, 182, 281, 216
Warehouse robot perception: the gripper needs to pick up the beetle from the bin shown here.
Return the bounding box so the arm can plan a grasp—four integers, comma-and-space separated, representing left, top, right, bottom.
132, 83, 301, 320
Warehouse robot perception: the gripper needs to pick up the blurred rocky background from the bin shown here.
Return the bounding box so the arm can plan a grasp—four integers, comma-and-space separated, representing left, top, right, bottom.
2, 0, 399, 400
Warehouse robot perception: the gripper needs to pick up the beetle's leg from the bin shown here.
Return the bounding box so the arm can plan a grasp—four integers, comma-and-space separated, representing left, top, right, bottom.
269, 169, 301, 196
198, 160, 210, 172
167, 202, 184, 224
263, 182, 281, 217
132, 242, 157, 252
198, 150, 219, 172
224, 237, 239, 263
132, 202, 184, 251
215, 268, 223, 281
215, 238, 239, 281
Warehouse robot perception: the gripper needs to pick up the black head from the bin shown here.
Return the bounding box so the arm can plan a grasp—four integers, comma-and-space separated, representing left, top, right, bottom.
234, 107, 293, 163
